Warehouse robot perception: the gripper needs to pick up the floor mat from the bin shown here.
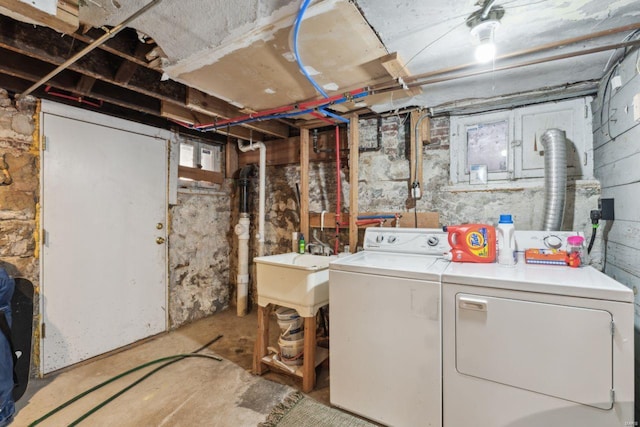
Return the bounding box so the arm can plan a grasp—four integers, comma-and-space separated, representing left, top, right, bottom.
259, 391, 377, 427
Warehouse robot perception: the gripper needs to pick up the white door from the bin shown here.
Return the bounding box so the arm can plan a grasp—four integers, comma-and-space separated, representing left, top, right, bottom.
41, 103, 168, 373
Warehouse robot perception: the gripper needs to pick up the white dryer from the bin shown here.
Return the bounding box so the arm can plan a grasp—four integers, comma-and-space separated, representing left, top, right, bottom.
329, 227, 450, 427
442, 231, 634, 427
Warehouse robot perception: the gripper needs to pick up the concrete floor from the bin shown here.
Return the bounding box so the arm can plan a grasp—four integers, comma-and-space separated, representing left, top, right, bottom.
13, 308, 331, 426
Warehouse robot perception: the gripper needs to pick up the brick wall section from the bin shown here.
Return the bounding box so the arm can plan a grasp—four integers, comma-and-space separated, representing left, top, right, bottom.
429, 116, 450, 147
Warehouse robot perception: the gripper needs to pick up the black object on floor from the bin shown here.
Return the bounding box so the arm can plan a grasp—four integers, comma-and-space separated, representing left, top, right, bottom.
12, 278, 34, 402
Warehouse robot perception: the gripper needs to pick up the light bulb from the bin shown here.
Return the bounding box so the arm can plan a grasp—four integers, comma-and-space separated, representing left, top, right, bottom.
470, 19, 499, 64
475, 41, 496, 63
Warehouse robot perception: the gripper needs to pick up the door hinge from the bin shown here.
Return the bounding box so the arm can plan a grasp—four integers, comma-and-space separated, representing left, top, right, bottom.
42, 229, 46, 245
585, 105, 589, 118
610, 388, 615, 404
611, 321, 615, 336
42, 136, 47, 151
41, 323, 46, 338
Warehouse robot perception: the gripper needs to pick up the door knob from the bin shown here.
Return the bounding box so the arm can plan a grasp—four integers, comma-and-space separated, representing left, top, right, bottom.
156, 237, 165, 244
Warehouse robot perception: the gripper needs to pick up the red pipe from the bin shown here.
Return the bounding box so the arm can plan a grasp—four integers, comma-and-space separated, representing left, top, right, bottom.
44, 85, 103, 108
334, 125, 341, 254
310, 111, 335, 125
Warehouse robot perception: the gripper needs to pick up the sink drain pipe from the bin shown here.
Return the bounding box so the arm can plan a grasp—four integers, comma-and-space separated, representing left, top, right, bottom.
235, 165, 253, 317
541, 129, 567, 231
236, 141, 266, 316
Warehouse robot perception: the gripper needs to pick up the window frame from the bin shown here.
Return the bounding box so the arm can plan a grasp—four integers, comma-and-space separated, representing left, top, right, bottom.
178, 139, 223, 187
449, 97, 594, 186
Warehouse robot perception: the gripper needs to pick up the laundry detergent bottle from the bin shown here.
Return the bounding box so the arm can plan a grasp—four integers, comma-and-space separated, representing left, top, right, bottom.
444, 224, 496, 263
497, 214, 516, 265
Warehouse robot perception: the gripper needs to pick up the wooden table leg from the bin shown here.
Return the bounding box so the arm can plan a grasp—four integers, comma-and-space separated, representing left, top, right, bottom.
302, 314, 317, 392
253, 304, 271, 375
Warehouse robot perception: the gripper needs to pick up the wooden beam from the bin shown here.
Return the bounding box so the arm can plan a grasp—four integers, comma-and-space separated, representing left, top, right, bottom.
0, 16, 280, 139
114, 43, 148, 84
310, 212, 350, 229
161, 101, 262, 141
309, 211, 439, 228
396, 212, 439, 228
186, 88, 290, 139
0, 0, 79, 34
178, 166, 223, 184
237, 129, 348, 167
0, 46, 160, 114
349, 114, 359, 252
74, 75, 95, 95
380, 52, 422, 96
225, 135, 238, 179
300, 128, 310, 241
409, 111, 424, 200
73, 27, 158, 70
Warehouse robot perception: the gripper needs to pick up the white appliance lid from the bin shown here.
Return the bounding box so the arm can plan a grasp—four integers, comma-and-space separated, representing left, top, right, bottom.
442, 260, 633, 303
330, 251, 449, 281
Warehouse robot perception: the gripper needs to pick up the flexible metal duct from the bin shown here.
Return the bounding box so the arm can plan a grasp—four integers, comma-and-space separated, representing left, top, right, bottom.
541, 129, 567, 231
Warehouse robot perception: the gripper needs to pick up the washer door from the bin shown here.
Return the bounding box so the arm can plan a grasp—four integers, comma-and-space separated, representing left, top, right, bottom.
455, 293, 613, 409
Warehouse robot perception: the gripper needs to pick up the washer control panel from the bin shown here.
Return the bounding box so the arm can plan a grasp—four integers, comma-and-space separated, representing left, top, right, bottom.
363, 227, 450, 255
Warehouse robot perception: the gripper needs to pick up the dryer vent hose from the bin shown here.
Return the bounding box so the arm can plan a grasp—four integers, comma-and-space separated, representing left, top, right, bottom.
541, 129, 567, 231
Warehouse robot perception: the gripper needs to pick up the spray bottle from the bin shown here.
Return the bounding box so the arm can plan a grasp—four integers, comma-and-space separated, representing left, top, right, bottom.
298, 233, 306, 254
444, 224, 496, 263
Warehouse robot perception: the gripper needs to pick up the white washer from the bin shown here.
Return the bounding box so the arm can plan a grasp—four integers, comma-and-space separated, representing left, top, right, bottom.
329, 227, 449, 427
442, 231, 634, 427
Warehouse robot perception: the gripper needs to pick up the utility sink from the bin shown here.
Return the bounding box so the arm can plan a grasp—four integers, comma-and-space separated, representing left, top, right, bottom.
254, 253, 337, 317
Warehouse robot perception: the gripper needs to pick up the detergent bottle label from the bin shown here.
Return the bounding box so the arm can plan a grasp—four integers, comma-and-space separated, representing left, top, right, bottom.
445, 224, 496, 263
466, 228, 490, 258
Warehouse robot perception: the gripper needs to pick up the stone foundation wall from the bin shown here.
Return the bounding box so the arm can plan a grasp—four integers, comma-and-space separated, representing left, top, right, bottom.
0, 89, 39, 281
0, 88, 39, 374
168, 188, 232, 329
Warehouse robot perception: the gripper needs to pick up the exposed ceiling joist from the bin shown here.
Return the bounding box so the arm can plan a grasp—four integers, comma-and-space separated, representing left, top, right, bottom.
0, 14, 291, 139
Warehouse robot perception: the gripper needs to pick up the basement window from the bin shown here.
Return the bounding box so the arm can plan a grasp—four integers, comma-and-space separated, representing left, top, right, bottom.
449, 97, 594, 186
178, 141, 223, 187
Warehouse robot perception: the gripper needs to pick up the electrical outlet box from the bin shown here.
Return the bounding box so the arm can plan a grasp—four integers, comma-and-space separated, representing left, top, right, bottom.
599, 198, 615, 221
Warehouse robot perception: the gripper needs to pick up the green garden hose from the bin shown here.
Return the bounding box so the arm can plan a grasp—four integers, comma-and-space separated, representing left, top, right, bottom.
29, 334, 223, 426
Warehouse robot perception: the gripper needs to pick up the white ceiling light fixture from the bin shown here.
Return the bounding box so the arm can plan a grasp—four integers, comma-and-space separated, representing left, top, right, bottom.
467, 0, 505, 64
470, 19, 499, 63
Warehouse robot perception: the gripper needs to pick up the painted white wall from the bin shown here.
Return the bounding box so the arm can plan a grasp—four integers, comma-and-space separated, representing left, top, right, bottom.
592, 47, 640, 419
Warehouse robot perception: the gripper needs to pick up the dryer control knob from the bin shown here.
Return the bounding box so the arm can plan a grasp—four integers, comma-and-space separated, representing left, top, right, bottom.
388, 236, 397, 243
427, 236, 440, 246
376, 234, 384, 243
